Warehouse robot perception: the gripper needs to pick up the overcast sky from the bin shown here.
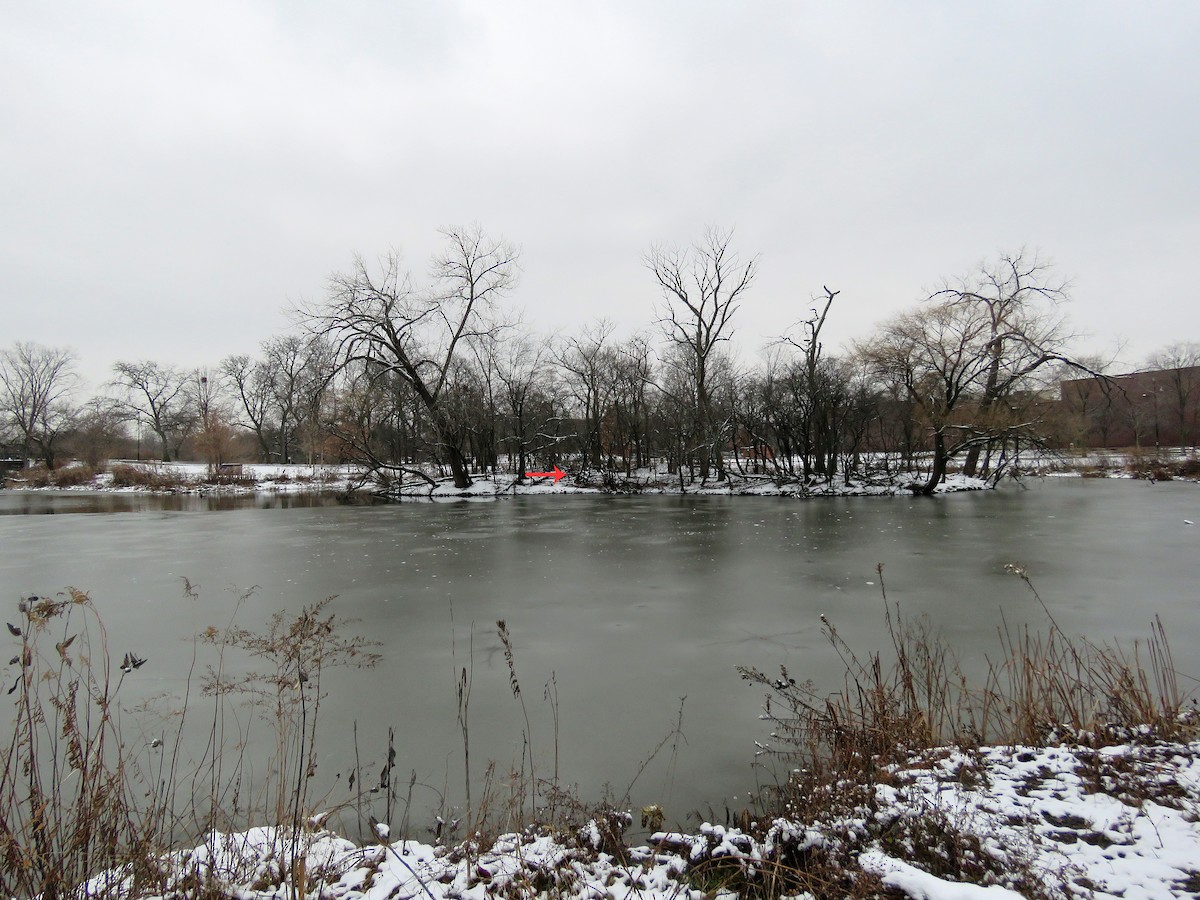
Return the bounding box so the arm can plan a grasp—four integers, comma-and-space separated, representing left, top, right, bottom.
3, 2, 1198, 389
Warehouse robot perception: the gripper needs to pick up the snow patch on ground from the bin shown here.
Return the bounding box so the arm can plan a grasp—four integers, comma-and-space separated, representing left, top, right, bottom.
414, 470, 989, 500
95, 740, 1200, 900
8, 461, 993, 500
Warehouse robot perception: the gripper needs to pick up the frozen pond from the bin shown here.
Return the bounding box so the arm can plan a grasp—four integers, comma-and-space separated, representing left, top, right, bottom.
1, 478, 1197, 833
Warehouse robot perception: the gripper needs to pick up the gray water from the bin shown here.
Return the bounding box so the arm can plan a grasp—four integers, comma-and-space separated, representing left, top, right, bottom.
1, 479, 1197, 833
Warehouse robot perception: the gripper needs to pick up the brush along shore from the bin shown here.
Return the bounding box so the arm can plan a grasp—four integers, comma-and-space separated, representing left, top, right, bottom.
6, 447, 1199, 498
70, 735, 1200, 900
6, 459, 990, 498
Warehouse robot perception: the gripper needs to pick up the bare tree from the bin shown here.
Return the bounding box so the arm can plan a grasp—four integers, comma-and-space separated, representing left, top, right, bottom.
186, 366, 238, 469
646, 227, 758, 481
860, 301, 1002, 494
931, 251, 1075, 477
861, 255, 1080, 495
456, 341, 505, 475
188, 367, 218, 432
741, 351, 791, 477
262, 335, 337, 464
776, 287, 845, 480
0, 341, 79, 468
221, 353, 278, 461
492, 333, 560, 480
608, 334, 656, 473
309, 225, 519, 490
555, 319, 617, 471
110, 360, 195, 462
265, 336, 307, 464
320, 359, 399, 481
71, 398, 127, 468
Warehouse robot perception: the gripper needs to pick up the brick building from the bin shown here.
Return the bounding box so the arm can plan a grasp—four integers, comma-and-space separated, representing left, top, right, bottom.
1060, 366, 1200, 449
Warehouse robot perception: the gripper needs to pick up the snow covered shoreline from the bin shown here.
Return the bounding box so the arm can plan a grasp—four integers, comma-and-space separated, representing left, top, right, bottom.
14, 445, 1196, 500
412, 470, 990, 499
81, 738, 1200, 899
3, 459, 994, 500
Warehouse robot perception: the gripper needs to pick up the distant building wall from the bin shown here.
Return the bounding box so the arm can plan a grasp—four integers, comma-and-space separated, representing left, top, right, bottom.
1060, 366, 1200, 449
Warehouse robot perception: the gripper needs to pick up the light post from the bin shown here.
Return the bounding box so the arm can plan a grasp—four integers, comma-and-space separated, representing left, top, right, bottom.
1152, 381, 1162, 451
1011, 405, 1019, 469
1141, 387, 1161, 452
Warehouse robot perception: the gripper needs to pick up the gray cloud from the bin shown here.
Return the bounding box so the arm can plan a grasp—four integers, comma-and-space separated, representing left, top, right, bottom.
3, 1, 1197, 387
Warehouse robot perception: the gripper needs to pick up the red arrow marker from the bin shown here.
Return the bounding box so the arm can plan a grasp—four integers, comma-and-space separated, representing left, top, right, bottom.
524, 465, 566, 484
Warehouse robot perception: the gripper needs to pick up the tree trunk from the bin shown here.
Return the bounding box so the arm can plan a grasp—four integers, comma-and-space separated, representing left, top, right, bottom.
436, 418, 472, 489
962, 443, 982, 478
445, 446, 471, 489
922, 432, 948, 496
255, 428, 272, 462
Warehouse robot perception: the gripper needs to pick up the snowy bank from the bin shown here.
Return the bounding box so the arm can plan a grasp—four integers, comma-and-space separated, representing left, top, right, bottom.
78, 739, 1200, 900
394, 470, 990, 500
2, 460, 363, 495
4, 460, 993, 500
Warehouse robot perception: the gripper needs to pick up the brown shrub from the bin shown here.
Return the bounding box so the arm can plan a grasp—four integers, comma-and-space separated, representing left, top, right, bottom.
51, 464, 96, 487
741, 565, 1195, 796
109, 464, 187, 491
1176, 457, 1200, 477
5, 465, 53, 487
4, 464, 97, 488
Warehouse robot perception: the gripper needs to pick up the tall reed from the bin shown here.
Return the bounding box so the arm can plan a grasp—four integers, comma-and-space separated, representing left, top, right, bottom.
740, 563, 1196, 794
0, 590, 163, 899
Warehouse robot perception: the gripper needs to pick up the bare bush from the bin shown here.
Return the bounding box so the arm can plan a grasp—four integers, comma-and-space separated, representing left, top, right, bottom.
0, 590, 165, 898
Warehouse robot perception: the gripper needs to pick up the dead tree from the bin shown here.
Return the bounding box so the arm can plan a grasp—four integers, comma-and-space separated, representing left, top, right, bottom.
646, 227, 757, 482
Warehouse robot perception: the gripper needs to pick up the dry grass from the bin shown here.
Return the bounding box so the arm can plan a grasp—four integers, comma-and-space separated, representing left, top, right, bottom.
0, 586, 382, 899
740, 565, 1193, 785
198, 596, 382, 831
1124, 450, 1200, 480
725, 564, 1196, 898
4, 463, 98, 488
49, 464, 98, 487
0, 589, 166, 899
109, 464, 188, 491
3, 464, 54, 487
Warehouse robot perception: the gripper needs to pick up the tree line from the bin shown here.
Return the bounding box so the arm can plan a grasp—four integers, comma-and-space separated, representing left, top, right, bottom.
3, 227, 1196, 495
